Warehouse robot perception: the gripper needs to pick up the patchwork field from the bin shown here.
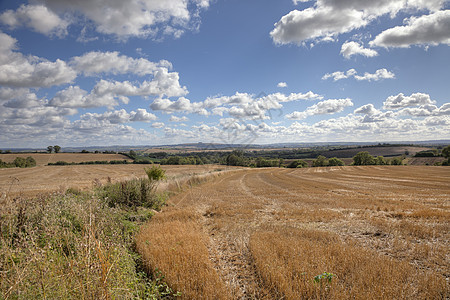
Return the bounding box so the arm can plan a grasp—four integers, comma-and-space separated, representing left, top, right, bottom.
136, 166, 450, 299
0, 164, 228, 198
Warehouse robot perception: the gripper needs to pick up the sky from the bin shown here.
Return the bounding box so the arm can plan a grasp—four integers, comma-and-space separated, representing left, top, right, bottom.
0, 0, 449, 148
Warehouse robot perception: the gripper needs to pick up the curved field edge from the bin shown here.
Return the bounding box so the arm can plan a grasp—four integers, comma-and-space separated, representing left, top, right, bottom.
135, 166, 449, 299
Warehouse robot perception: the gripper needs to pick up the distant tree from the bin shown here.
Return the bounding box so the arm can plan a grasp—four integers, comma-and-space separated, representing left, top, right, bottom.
54, 145, 61, 153
353, 151, 375, 165
47, 146, 53, 153
328, 157, 344, 166
5, 150, 11, 154
25, 156, 36, 167
14, 157, 27, 168
287, 160, 308, 168
226, 153, 245, 166
129, 150, 137, 158
389, 157, 403, 165
376, 156, 387, 165
81, 150, 89, 153
313, 155, 328, 167
442, 145, 450, 158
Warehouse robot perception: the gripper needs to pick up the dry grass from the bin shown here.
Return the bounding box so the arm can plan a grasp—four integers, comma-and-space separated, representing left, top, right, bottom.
135, 208, 229, 299
249, 227, 447, 299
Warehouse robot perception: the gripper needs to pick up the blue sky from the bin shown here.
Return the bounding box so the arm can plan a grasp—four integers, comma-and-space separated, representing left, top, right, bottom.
0, 0, 449, 148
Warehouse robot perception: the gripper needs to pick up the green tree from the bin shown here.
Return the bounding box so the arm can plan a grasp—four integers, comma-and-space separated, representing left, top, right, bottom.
47, 146, 54, 153
328, 157, 344, 166
287, 160, 308, 168
14, 157, 27, 168
390, 157, 403, 165
376, 156, 387, 165
353, 151, 375, 165
54, 145, 61, 153
442, 145, 450, 158
25, 156, 36, 167
313, 155, 328, 167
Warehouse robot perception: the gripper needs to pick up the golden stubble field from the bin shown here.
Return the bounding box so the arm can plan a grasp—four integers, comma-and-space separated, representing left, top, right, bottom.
0, 153, 133, 166
136, 166, 450, 299
0, 162, 228, 198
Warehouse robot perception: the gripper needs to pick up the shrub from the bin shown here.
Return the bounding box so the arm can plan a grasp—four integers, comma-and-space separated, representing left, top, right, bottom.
313, 155, 328, 167
328, 157, 344, 166
287, 160, 308, 168
353, 151, 375, 165
100, 179, 164, 210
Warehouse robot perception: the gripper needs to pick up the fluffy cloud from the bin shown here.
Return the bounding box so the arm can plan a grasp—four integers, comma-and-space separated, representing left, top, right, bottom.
34, 0, 211, 38
169, 116, 189, 122
149, 91, 322, 120
323, 68, 394, 81
277, 82, 288, 88
371, 10, 450, 48
80, 109, 157, 124
354, 69, 395, 81
49, 68, 187, 109
383, 92, 436, 109
0, 32, 77, 88
151, 122, 165, 128
71, 51, 172, 76
0, 4, 68, 37
398, 103, 450, 117
271, 0, 444, 45
150, 97, 207, 115
286, 98, 353, 119
340, 41, 378, 58
354, 103, 394, 123
322, 69, 357, 81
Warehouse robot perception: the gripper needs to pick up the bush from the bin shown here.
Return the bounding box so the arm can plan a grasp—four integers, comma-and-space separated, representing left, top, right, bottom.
353, 152, 375, 165
313, 155, 328, 167
328, 157, 344, 166
100, 179, 164, 209
287, 160, 308, 168
389, 157, 404, 165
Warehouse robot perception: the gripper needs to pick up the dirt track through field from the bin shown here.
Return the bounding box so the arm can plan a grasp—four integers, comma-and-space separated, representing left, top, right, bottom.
151, 166, 450, 298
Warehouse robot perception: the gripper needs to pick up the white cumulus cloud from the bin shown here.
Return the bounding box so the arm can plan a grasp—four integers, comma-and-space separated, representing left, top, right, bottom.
0, 4, 68, 37
271, 0, 445, 45
34, 0, 211, 39
383, 92, 436, 109
340, 41, 378, 58
323, 68, 394, 81
286, 98, 353, 119
371, 10, 450, 48
0, 31, 77, 88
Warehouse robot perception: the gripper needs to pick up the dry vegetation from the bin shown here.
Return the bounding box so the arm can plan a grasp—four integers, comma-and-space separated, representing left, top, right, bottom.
0, 165, 233, 299
136, 166, 449, 299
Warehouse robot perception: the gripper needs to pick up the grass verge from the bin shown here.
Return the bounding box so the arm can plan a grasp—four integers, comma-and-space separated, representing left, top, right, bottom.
0, 179, 178, 299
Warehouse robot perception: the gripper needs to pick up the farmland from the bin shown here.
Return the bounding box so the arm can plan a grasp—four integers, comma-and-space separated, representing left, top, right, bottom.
0, 162, 228, 198
137, 166, 449, 299
0, 153, 132, 166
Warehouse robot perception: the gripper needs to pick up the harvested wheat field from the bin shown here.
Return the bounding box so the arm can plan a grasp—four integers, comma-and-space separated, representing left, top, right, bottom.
0, 152, 133, 166
136, 166, 450, 299
0, 164, 229, 198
